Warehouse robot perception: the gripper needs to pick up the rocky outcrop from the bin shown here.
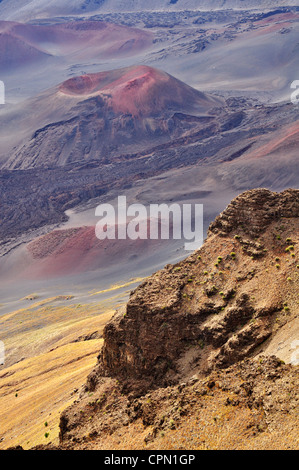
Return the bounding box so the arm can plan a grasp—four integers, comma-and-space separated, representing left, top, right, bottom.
209, 188, 299, 238
85, 189, 299, 395
58, 188, 299, 448
58, 354, 298, 450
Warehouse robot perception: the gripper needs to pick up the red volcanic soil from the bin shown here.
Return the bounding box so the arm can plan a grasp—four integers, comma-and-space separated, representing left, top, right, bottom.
0, 20, 152, 69
27, 228, 85, 260
59, 65, 219, 117
27, 227, 104, 276
245, 121, 299, 161
25, 225, 163, 278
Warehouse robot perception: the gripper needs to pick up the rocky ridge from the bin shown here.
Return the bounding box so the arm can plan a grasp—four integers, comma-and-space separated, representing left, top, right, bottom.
55, 188, 298, 450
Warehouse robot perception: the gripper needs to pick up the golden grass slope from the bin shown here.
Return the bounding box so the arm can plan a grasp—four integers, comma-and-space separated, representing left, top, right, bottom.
0, 293, 122, 449
0, 340, 102, 449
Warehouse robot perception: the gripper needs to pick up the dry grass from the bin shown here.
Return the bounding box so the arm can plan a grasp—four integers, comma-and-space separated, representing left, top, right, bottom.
0, 297, 116, 449
0, 340, 102, 449
89, 277, 145, 296
1, 298, 115, 368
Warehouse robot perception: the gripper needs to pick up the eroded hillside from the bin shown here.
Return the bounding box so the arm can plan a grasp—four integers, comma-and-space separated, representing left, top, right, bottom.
44, 188, 299, 450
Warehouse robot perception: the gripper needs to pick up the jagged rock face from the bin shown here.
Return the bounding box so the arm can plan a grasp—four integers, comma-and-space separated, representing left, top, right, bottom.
57, 188, 299, 449
92, 189, 299, 393
58, 354, 298, 450
209, 188, 299, 238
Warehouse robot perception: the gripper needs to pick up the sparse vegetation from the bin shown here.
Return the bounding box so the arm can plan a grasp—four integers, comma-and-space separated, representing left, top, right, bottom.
173, 267, 182, 272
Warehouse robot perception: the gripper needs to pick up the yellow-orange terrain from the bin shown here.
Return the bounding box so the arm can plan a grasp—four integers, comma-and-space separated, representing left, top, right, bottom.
0, 292, 126, 449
